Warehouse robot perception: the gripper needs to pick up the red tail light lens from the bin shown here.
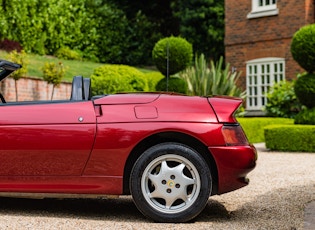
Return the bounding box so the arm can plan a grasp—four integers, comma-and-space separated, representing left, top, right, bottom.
222, 125, 249, 146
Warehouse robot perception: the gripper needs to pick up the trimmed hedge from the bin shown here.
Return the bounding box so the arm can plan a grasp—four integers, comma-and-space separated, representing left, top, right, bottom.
145, 72, 164, 91
91, 64, 148, 95
264, 125, 315, 152
237, 118, 294, 144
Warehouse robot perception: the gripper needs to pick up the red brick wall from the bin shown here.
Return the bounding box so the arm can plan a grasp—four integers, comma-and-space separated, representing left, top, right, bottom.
1, 77, 71, 102
225, 0, 314, 90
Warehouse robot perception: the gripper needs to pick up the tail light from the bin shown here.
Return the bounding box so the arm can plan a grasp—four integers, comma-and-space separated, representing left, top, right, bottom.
222, 125, 249, 146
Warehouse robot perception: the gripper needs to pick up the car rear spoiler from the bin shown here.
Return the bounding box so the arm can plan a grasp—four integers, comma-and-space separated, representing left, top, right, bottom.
0, 60, 22, 81
208, 96, 243, 123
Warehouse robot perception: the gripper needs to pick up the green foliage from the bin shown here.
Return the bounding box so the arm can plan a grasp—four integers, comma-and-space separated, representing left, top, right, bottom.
265, 80, 302, 118
7, 50, 28, 81
179, 54, 244, 97
6, 50, 28, 101
41, 62, 66, 86
294, 73, 315, 108
85, 1, 161, 65
0, 0, 225, 65
171, 0, 224, 60
145, 72, 165, 91
294, 107, 315, 125
55, 47, 82, 61
155, 76, 188, 94
0, 39, 22, 52
291, 24, 315, 73
152, 36, 193, 76
1, 0, 89, 55
237, 117, 294, 144
91, 64, 148, 95
237, 117, 294, 143
265, 124, 315, 152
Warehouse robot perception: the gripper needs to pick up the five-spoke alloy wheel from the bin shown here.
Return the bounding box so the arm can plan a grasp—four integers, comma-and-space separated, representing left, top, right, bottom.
130, 143, 212, 222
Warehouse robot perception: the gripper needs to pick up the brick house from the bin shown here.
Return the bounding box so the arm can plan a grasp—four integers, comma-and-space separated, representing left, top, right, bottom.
225, 0, 315, 114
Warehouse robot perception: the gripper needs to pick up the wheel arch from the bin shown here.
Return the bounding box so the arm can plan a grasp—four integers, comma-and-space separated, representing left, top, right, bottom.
123, 131, 218, 195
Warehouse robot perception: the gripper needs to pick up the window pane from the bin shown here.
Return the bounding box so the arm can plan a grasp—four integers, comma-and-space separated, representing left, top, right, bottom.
266, 0, 270, 5
246, 58, 285, 110
259, 0, 263, 6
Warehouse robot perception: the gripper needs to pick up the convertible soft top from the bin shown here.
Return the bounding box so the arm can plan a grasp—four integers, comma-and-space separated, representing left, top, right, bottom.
0, 60, 22, 81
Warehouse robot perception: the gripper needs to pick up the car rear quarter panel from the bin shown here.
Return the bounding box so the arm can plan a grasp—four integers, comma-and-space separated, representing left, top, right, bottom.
84, 95, 223, 176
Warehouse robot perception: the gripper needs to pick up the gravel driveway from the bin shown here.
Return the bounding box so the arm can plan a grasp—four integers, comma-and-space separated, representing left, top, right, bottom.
0, 143, 314, 230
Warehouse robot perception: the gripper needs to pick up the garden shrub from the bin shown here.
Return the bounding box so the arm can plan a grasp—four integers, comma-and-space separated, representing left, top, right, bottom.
55, 47, 82, 61
0, 39, 23, 52
294, 73, 315, 108
152, 36, 193, 76
179, 54, 244, 97
91, 64, 148, 95
294, 107, 315, 125
265, 80, 302, 118
265, 124, 315, 152
145, 72, 165, 91
237, 117, 294, 144
291, 24, 315, 73
155, 76, 188, 94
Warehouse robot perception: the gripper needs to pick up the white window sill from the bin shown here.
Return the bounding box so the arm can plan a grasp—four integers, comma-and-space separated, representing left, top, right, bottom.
247, 8, 279, 19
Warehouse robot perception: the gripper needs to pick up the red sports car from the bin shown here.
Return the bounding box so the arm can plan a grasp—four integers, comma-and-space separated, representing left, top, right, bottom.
0, 60, 256, 223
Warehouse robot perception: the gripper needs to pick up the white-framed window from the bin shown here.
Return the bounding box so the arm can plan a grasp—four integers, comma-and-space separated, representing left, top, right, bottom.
247, 0, 278, 19
246, 57, 285, 110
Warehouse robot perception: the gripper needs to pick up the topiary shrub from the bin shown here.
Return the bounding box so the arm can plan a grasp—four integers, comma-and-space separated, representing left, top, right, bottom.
155, 76, 188, 94
294, 107, 315, 125
91, 64, 148, 95
55, 47, 82, 60
152, 36, 193, 76
265, 80, 302, 118
294, 73, 315, 108
145, 72, 165, 91
291, 24, 315, 73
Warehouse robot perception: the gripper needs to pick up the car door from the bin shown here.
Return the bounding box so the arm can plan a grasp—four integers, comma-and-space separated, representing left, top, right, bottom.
0, 101, 96, 176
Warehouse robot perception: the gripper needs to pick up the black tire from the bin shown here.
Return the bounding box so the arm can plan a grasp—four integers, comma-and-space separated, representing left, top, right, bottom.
130, 142, 212, 223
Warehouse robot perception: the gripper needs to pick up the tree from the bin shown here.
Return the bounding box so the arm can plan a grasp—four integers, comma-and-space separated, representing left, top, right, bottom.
7, 50, 28, 101
171, 0, 225, 61
41, 62, 66, 100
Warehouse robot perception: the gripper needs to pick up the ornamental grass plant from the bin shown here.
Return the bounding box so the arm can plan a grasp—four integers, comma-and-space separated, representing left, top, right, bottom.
179, 54, 244, 97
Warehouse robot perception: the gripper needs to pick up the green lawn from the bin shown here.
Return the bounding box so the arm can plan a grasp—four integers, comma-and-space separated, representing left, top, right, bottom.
0, 50, 103, 82
1, 50, 157, 82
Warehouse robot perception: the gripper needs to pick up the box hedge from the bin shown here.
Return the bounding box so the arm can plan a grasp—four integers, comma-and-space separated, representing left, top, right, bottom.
264, 124, 315, 152
91, 64, 148, 95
